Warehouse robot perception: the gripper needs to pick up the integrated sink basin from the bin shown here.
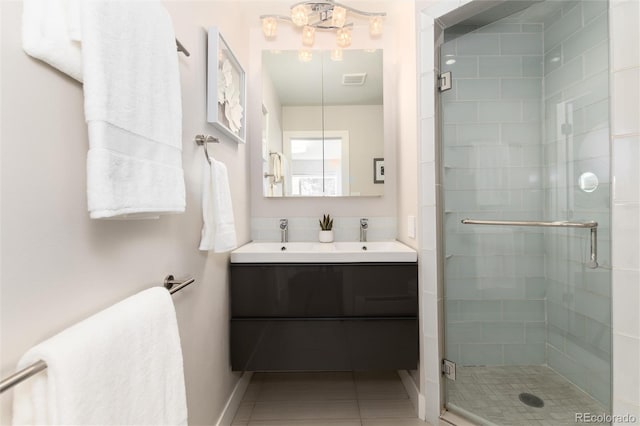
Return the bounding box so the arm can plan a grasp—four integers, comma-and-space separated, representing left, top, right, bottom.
230, 241, 417, 263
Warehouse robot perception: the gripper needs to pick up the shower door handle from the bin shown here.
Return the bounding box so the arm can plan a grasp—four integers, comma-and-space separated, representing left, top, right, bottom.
461, 219, 599, 269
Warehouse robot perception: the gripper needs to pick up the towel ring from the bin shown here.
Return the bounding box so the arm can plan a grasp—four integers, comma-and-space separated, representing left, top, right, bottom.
195, 134, 220, 165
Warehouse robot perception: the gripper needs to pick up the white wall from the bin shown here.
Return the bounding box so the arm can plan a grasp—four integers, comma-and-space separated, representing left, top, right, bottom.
0, 2, 251, 424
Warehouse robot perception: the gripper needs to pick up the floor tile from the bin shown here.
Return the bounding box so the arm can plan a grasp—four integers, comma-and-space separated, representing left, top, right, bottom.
256, 372, 357, 401
231, 401, 254, 425
248, 420, 362, 426
250, 400, 361, 421
355, 371, 409, 400
359, 399, 417, 419
446, 365, 610, 425
362, 419, 431, 426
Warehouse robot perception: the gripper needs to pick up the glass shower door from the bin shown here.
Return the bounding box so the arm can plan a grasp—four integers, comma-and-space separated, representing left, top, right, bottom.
439, 0, 611, 424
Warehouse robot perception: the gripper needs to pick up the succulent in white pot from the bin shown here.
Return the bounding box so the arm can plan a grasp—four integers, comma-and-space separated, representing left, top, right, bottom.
318, 214, 334, 243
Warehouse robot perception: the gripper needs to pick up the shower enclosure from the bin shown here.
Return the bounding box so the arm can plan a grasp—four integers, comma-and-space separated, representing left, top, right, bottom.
438, 0, 611, 424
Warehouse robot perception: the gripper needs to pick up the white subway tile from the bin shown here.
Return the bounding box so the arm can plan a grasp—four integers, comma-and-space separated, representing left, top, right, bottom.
584, 42, 609, 78
563, 13, 608, 63
421, 72, 436, 118
421, 117, 436, 163
457, 123, 499, 144
424, 0, 461, 19
612, 67, 640, 136
613, 136, 640, 203
479, 56, 522, 77
544, 45, 563, 75
612, 0, 640, 70
613, 333, 640, 408
544, 4, 582, 52
583, 0, 608, 24
523, 56, 543, 77
443, 101, 477, 123
456, 34, 500, 55
612, 203, 640, 269
545, 56, 583, 96
421, 28, 435, 72
502, 78, 542, 99
456, 79, 500, 100
613, 269, 640, 339
421, 205, 437, 250
477, 101, 522, 123
501, 33, 543, 55
421, 162, 437, 206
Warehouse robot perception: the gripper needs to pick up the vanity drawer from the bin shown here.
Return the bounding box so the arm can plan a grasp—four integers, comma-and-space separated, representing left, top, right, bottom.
230, 263, 418, 318
230, 318, 418, 371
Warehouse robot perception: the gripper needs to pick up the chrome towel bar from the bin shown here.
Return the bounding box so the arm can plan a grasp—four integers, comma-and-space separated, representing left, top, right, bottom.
461, 218, 598, 269
0, 275, 196, 394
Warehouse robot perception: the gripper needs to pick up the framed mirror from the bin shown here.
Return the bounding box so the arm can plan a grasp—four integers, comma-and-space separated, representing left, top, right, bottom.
262, 49, 384, 197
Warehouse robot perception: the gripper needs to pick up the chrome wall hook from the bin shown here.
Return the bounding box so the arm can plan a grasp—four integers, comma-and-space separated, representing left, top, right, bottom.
195, 134, 220, 165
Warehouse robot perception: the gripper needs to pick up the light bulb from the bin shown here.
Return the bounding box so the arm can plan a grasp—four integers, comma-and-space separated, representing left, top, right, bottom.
331, 6, 346, 27
302, 25, 315, 47
291, 5, 309, 26
261, 17, 277, 38
298, 48, 313, 62
330, 48, 343, 61
369, 16, 383, 36
336, 27, 351, 48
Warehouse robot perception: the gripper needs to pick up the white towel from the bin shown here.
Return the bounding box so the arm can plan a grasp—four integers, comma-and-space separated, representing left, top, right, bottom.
22, 0, 83, 82
270, 152, 283, 183
199, 155, 237, 252
12, 287, 188, 425
22, 1, 186, 219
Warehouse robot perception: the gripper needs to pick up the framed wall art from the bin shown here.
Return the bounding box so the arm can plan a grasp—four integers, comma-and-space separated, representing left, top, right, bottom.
207, 27, 246, 144
373, 158, 385, 184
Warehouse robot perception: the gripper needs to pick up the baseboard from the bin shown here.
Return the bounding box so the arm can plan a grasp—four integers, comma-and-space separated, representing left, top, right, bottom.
216, 371, 253, 426
398, 370, 424, 418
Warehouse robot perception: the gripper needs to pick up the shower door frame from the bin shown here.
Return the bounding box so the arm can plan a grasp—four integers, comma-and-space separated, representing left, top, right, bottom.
420, 0, 614, 424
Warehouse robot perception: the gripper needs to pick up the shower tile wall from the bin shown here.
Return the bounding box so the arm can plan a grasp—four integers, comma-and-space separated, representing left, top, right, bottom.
542, 0, 611, 407
442, 22, 547, 366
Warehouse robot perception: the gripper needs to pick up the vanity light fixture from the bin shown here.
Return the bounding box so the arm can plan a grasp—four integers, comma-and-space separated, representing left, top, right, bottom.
260, 1, 386, 49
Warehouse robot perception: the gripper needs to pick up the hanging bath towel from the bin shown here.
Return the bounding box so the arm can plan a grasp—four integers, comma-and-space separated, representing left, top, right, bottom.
12, 287, 188, 425
22, 0, 186, 219
199, 155, 237, 252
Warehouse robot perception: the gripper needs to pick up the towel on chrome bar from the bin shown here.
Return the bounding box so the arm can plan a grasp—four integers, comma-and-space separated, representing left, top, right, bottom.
22, 0, 185, 219
12, 287, 188, 425
199, 154, 237, 252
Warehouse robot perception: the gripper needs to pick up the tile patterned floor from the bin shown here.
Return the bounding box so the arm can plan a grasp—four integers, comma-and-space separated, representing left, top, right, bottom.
446, 365, 610, 426
231, 371, 428, 426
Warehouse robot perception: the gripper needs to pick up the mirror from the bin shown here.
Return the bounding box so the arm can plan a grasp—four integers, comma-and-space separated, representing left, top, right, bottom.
262, 49, 384, 197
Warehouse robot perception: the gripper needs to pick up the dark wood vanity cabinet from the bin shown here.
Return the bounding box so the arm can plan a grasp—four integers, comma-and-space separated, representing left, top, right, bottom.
229, 262, 418, 371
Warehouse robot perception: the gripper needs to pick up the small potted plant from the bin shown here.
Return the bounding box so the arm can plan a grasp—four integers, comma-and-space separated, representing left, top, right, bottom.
318, 214, 334, 243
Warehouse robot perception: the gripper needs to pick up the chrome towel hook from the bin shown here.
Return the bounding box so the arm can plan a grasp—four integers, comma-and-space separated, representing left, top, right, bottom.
195, 134, 219, 165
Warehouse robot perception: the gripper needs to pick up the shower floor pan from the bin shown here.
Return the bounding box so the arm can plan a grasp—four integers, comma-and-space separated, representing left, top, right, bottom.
447, 365, 609, 426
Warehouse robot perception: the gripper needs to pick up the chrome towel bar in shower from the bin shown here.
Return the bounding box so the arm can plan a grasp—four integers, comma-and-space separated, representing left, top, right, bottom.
0, 275, 196, 394
461, 218, 598, 269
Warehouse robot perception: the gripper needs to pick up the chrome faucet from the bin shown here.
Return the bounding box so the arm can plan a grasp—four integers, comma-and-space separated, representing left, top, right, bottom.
280, 219, 289, 243
360, 218, 368, 242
